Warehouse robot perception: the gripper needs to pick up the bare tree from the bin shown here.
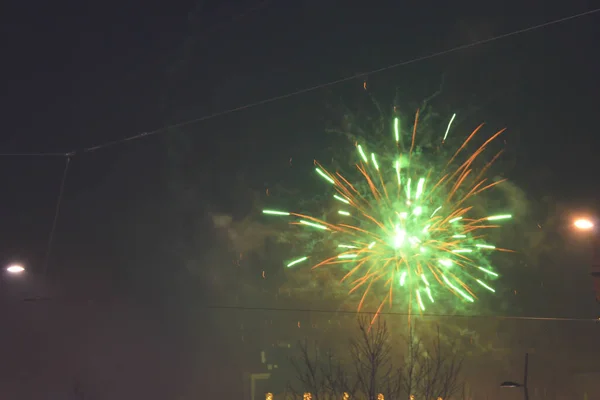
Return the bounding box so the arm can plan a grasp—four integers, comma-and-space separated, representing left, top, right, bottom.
327, 354, 358, 400
288, 338, 356, 400
289, 317, 465, 400
288, 339, 325, 400
400, 326, 464, 400
350, 316, 395, 400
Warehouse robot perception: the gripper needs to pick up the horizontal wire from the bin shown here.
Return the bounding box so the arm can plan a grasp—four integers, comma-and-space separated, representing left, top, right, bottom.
207, 304, 599, 323
76, 7, 600, 154
1, 8, 598, 158
0, 152, 69, 157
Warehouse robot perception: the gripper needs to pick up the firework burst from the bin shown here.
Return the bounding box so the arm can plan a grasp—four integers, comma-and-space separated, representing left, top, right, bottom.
263, 110, 513, 318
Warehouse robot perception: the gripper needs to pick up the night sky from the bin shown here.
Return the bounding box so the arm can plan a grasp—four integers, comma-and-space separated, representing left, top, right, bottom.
1, 0, 599, 398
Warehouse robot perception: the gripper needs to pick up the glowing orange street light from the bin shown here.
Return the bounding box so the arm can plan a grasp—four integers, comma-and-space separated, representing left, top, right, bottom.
574, 218, 594, 230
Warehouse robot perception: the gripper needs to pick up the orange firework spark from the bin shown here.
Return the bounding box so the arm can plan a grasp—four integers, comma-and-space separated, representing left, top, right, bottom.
263, 110, 513, 320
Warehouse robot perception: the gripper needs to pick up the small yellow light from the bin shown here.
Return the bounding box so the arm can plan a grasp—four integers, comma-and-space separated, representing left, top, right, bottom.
377, 394, 384, 400
265, 393, 273, 400
303, 393, 312, 400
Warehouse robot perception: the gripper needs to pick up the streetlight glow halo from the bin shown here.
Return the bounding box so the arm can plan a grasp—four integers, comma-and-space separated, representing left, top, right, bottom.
573, 218, 594, 230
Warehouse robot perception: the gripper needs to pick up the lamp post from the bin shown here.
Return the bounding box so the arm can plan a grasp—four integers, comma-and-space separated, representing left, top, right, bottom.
572, 217, 600, 303
500, 353, 529, 400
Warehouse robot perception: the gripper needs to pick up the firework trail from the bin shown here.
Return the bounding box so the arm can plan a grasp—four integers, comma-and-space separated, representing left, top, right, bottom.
263, 110, 512, 320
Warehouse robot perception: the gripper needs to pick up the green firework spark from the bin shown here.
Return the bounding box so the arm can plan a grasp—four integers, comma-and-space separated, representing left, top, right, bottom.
263, 111, 512, 315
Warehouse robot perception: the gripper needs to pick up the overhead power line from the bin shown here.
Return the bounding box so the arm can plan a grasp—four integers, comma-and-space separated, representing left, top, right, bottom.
42, 156, 71, 277
74, 7, 600, 154
0, 7, 598, 158
2, 8, 599, 282
207, 304, 600, 323
0, 152, 68, 157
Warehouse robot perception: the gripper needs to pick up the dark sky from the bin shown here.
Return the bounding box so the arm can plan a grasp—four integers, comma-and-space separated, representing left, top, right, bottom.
1, 0, 599, 398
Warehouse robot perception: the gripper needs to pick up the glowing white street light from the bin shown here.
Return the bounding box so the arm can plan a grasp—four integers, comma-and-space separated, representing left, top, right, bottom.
573, 218, 594, 230
6, 264, 25, 274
